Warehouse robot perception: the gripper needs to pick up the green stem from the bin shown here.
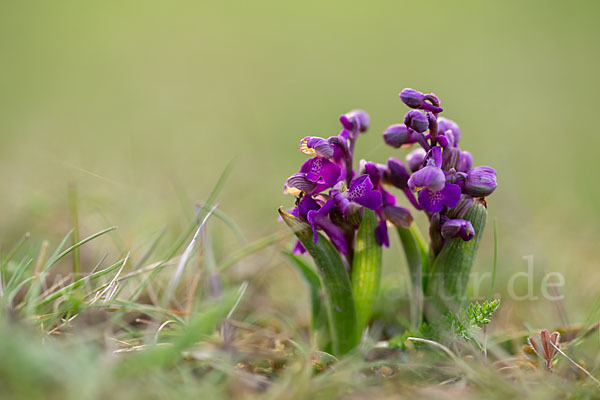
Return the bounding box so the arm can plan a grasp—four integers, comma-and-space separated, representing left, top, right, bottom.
279, 209, 358, 356
427, 200, 487, 315
397, 226, 424, 329
352, 209, 382, 336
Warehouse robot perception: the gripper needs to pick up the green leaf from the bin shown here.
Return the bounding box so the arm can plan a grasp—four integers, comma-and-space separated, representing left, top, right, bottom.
279, 209, 358, 356
283, 251, 329, 345
427, 200, 487, 314
352, 209, 382, 335
397, 225, 424, 328
283, 251, 324, 327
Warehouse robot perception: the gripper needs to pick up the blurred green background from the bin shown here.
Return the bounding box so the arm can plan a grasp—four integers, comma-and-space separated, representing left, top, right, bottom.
1, 1, 599, 327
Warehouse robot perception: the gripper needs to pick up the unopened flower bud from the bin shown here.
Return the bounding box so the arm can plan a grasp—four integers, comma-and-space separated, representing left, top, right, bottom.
406, 148, 426, 172
399, 88, 443, 113
437, 117, 461, 144
442, 146, 461, 170
465, 166, 497, 197
383, 124, 414, 148
399, 88, 425, 108
441, 218, 475, 241
340, 109, 370, 132
404, 110, 429, 133
457, 151, 473, 173
385, 158, 411, 189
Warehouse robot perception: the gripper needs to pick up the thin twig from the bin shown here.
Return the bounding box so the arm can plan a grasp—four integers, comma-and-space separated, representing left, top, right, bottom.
407, 337, 458, 361
551, 342, 600, 387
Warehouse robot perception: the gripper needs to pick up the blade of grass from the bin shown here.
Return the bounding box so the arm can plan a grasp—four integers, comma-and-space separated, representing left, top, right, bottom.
129, 162, 234, 302
36, 257, 127, 307
119, 292, 236, 371
133, 228, 166, 270
218, 231, 289, 273
203, 226, 222, 299
46, 226, 117, 271
197, 202, 246, 243
68, 183, 81, 279
0, 232, 30, 294
4, 256, 34, 294
163, 160, 233, 261
25, 227, 116, 315
163, 204, 219, 307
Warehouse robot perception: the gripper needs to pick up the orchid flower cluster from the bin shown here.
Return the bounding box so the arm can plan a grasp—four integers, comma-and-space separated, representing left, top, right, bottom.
283, 88, 497, 260
283, 110, 412, 260
384, 88, 497, 255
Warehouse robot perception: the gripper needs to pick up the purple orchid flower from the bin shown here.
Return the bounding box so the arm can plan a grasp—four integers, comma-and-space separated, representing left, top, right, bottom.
290, 195, 321, 254
330, 175, 383, 216
284, 155, 342, 196
417, 183, 461, 213
361, 161, 413, 246
407, 147, 461, 213
307, 198, 350, 254
282, 88, 498, 261
299, 136, 335, 159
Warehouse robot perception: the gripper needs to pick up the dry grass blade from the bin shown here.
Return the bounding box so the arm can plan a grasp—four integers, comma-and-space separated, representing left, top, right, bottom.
163, 204, 219, 307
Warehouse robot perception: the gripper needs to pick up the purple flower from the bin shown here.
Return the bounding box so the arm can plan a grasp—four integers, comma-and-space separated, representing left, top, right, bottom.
441, 218, 475, 241
408, 166, 446, 192
284, 155, 342, 196
299, 136, 335, 159
307, 199, 350, 254
290, 195, 321, 253
407, 147, 445, 192
465, 166, 497, 197
418, 183, 461, 213
299, 156, 342, 186
404, 110, 429, 133
284, 173, 318, 195
281, 87, 498, 262
331, 175, 383, 215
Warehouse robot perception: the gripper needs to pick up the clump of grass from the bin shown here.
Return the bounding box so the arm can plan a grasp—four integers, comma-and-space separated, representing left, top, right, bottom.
0, 173, 599, 400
